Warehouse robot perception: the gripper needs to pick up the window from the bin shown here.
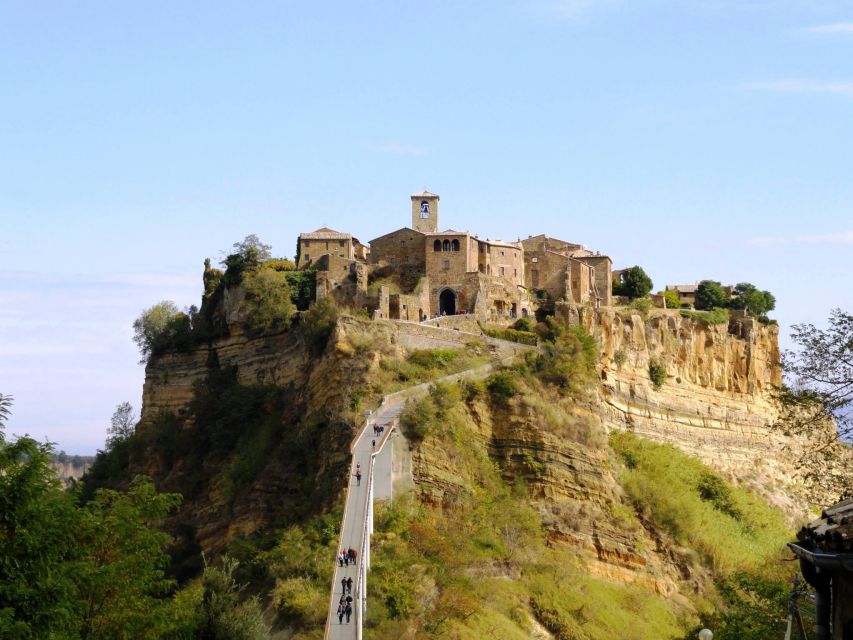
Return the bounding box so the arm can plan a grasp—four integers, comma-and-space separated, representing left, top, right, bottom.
443, 260, 450, 270
501, 250, 505, 257
339, 240, 345, 247
500, 266, 505, 276
442, 240, 450, 252
451, 239, 460, 252
514, 269, 517, 277
420, 200, 430, 218
304, 240, 310, 247
433, 240, 441, 252
305, 253, 310, 260
401, 240, 405, 247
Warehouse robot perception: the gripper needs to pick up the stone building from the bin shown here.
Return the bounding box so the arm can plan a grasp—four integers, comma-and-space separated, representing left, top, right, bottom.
297, 191, 613, 322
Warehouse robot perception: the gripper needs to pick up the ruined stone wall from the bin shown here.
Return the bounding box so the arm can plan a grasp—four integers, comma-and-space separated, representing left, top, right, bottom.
569, 257, 593, 304
577, 255, 613, 306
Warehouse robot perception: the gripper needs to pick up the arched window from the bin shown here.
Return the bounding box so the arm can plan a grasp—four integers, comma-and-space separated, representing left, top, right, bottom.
433, 239, 441, 252
442, 240, 450, 252
451, 239, 460, 252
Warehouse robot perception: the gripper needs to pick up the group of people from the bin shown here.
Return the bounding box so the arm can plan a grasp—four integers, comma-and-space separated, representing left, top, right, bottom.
336, 559, 356, 624
337, 547, 358, 567
337, 596, 353, 624
372, 423, 386, 438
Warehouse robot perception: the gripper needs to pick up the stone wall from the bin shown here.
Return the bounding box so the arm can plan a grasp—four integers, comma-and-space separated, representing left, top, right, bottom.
577, 255, 613, 306
368, 228, 426, 273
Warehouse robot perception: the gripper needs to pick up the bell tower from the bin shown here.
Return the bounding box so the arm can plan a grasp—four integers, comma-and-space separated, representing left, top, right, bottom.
411, 191, 439, 232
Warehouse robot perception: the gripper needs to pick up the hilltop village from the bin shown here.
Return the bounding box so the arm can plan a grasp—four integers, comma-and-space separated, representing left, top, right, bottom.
295, 191, 614, 322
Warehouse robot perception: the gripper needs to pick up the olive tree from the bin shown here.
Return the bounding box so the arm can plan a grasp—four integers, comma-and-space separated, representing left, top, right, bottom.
777, 309, 853, 492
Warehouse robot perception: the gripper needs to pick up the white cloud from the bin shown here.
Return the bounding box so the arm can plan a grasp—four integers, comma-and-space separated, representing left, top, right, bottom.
746, 80, 853, 97
748, 230, 853, 247
808, 23, 853, 33
366, 142, 428, 156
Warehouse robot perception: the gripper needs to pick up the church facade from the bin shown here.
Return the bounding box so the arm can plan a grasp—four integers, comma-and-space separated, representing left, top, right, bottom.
296, 191, 612, 322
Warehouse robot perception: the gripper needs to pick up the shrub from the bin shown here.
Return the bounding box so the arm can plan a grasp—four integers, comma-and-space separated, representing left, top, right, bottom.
613, 349, 627, 369
629, 297, 652, 318
486, 371, 519, 404
660, 289, 681, 309
399, 397, 437, 443
480, 325, 538, 345
680, 307, 730, 324
240, 266, 295, 335
648, 359, 666, 389
513, 316, 535, 332
298, 297, 337, 354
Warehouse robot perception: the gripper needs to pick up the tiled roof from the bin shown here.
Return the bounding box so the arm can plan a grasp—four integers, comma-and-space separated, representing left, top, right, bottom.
797, 498, 853, 552
667, 284, 699, 294
299, 227, 352, 240
411, 190, 439, 199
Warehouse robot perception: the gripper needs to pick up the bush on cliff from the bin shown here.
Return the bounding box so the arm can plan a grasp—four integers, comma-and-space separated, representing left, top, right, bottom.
240, 265, 295, 335
297, 297, 338, 354
132, 301, 193, 363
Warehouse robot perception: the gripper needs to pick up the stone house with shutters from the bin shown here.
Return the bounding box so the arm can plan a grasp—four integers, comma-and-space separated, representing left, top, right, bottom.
295, 191, 612, 322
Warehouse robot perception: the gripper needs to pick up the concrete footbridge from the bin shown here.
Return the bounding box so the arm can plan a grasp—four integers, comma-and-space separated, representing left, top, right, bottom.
323, 322, 531, 639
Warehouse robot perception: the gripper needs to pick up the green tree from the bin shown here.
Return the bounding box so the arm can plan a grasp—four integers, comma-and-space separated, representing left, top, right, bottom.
613, 266, 653, 300
231, 234, 272, 263
730, 283, 775, 316
132, 301, 189, 364
196, 556, 269, 640
0, 437, 78, 639
695, 280, 729, 310
221, 236, 273, 287
299, 297, 338, 354
73, 477, 181, 639
106, 402, 136, 449
241, 266, 295, 334
777, 309, 853, 491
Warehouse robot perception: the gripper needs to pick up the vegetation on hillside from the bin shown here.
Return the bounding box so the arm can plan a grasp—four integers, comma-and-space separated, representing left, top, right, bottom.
611, 433, 793, 640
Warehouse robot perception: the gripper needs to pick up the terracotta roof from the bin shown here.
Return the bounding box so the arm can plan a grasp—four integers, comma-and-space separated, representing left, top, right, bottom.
411, 190, 439, 199
299, 227, 352, 240
667, 284, 699, 294
796, 498, 853, 553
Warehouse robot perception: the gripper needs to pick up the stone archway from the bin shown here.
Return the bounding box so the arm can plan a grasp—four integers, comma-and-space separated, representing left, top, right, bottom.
439, 289, 457, 315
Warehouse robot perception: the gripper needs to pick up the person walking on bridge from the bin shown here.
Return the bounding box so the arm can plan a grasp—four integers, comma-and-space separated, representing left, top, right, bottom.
346, 576, 353, 594
356, 470, 362, 486
345, 603, 353, 623
337, 603, 345, 624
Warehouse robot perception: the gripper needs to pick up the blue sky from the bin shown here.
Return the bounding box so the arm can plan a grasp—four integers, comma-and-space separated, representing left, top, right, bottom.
1, 1, 851, 453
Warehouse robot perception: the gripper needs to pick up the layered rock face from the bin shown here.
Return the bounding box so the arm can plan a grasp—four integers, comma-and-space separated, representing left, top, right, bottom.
585, 309, 812, 511
137, 307, 792, 587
